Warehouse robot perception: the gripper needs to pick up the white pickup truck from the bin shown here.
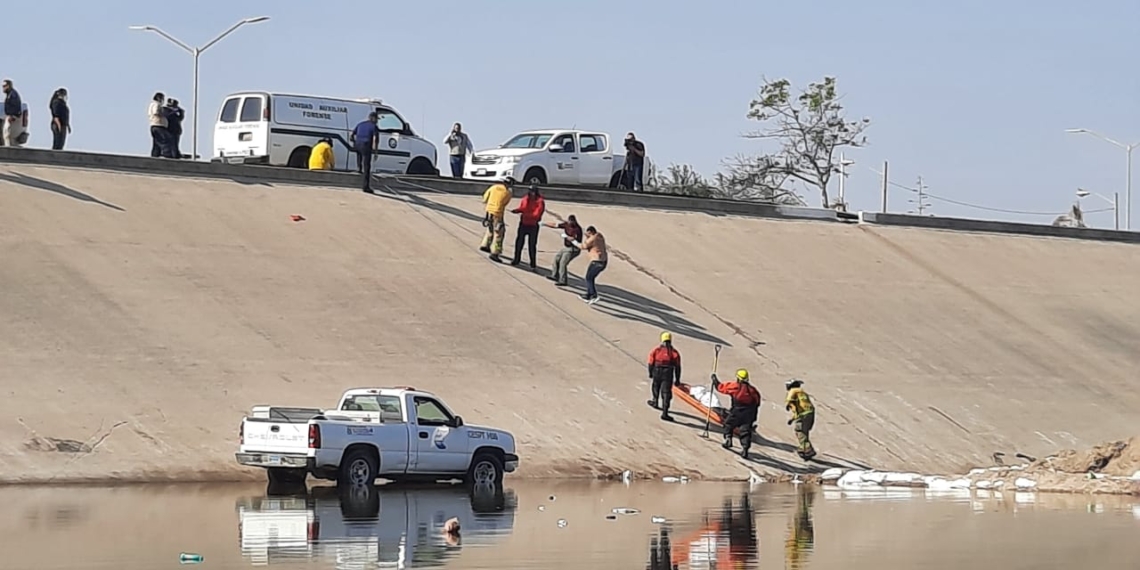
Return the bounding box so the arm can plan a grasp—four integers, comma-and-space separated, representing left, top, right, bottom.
235, 387, 519, 487
464, 129, 628, 187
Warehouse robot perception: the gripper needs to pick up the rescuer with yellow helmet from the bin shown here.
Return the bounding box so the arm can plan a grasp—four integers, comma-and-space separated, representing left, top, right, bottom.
646, 331, 682, 422
711, 367, 762, 458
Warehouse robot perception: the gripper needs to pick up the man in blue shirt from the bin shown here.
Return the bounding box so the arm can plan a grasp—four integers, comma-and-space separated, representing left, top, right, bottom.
350, 113, 380, 194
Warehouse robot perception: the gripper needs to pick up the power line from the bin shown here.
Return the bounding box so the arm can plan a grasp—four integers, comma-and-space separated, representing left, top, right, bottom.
882, 172, 1077, 217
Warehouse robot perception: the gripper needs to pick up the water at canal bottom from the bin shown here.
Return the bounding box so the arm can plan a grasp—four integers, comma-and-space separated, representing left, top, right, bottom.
2, 481, 1137, 570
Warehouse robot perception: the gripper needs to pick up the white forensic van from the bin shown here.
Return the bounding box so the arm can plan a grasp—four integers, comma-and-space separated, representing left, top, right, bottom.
212, 92, 439, 175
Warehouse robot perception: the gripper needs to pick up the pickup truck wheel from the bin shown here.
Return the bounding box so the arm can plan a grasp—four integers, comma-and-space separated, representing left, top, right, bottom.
467, 453, 504, 486
523, 168, 546, 185
339, 448, 379, 487
267, 468, 306, 486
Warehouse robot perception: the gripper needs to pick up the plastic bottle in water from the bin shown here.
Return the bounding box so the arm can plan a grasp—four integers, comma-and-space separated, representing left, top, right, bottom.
651, 516, 667, 524
557, 518, 568, 528
179, 553, 204, 564
611, 507, 640, 515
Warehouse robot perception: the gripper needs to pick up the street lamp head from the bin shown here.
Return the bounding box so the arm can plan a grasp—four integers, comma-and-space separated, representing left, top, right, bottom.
1064, 128, 1088, 134
1075, 189, 1091, 198
244, 16, 270, 24
127, 25, 153, 30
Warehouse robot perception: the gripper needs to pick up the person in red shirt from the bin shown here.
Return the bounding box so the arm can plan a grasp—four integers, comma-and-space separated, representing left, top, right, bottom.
712, 369, 762, 458
647, 332, 682, 422
510, 184, 546, 270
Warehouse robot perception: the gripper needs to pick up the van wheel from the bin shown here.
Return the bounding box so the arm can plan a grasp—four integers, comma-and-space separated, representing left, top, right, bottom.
339, 447, 378, 487
287, 147, 310, 169
406, 157, 436, 176
523, 168, 546, 185
466, 452, 504, 487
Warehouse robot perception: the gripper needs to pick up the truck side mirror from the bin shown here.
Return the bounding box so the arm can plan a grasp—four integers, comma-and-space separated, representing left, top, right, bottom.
548, 144, 563, 153
453, 416, 464, 428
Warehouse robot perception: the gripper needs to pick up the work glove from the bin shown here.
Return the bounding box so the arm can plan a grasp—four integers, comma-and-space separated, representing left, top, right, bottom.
673, 379, 681, 387
560, 232, 569, 240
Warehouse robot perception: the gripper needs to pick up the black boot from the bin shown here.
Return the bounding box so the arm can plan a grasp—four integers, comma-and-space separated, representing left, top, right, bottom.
722, 436, 733, 450
740, 447, 750, 458
646, 399, 658, 409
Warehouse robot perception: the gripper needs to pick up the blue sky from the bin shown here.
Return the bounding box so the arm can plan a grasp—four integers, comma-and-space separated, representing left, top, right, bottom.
5, 0, 1138, 227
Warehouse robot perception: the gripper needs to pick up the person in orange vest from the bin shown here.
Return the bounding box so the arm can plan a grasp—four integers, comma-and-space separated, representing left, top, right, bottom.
711, 369, 762, 458
646, 332, 682, 422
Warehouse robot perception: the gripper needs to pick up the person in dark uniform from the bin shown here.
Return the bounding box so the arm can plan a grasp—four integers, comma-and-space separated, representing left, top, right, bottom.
712, 368, 762, 458
350, 112, 380, 193
646, 332, 682, 422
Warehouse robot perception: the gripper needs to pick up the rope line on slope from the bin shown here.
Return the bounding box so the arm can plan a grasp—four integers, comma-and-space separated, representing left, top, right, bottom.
377, 181, 646, 371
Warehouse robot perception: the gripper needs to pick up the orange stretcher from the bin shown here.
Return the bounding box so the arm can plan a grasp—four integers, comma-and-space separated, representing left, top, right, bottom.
672, 382, 726, 427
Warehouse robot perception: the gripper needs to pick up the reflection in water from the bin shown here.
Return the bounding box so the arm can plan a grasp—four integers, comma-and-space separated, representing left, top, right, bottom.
785, 485, 816, 569
237, 483, 516, 569
655, 492, 759, 569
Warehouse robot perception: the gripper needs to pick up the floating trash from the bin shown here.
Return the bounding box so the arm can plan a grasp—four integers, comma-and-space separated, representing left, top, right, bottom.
179, 553, 204, 564
661, 476, 689, 483
549, 495, 557, 501
621, 470, 632, 483
605, 514, 617, 520
611, 507, 640, 515
557, 518, 568, 528
651, 516, 667, 524
538, 505, 545, 511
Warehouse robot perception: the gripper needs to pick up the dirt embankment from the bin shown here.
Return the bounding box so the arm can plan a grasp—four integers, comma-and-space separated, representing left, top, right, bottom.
821, 437, 1140, 495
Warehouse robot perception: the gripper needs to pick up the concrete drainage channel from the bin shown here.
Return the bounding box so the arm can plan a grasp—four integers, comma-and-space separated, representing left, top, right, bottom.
2, 146, 1139, 244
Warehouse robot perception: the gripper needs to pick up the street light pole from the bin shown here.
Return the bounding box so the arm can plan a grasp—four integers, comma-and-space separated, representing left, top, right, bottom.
1076, 188, 1119, 230
1065, 128, 1139, 230
129, 17, 270, 161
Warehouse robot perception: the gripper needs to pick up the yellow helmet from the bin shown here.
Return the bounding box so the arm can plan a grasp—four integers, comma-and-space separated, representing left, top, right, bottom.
660, 331, 672, 343
736, 369, 750, 382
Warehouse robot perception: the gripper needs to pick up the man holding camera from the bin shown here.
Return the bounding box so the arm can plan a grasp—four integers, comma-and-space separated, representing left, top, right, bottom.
622, 132, 646, 192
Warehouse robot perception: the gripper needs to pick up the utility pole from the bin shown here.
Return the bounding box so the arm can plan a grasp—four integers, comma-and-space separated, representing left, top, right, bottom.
880, 160, 889, 213
908, 175, 931, 215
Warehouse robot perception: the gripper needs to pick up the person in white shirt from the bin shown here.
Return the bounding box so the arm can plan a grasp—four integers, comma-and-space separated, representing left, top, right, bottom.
148, 91, 172, 158
444, 123, 474, 177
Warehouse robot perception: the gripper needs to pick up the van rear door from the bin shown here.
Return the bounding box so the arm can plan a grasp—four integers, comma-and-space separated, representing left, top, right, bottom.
213, 93, 269, 162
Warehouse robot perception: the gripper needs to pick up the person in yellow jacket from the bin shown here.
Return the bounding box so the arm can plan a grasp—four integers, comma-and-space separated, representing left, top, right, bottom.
479, 176, 515, 261
784, 379, 817, 460
308, 138, 334, 170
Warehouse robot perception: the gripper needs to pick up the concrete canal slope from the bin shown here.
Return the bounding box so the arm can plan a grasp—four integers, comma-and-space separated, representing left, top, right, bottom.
1, 162, 1138, 483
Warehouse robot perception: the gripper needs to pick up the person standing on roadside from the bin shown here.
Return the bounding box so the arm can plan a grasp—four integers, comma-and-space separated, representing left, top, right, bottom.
164, 99, 186, 159
49, 88, 71, 150
623, 132, 646, 191
479, 176, 515, 262
444, 123, 474, 178
510, 184, 545, 270
543, 214, 583, 287
2, 79, 24, 147
646, 331, 682, 422
148, 92, 171, 158
567, 225, 607, 304
350, 112, 380, 193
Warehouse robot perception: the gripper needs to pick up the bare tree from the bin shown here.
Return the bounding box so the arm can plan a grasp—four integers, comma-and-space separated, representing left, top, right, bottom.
741, 76, 870, 207
716, 154, 805, 205
648, 163, 719, 198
